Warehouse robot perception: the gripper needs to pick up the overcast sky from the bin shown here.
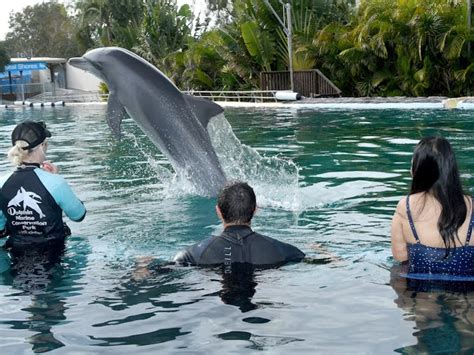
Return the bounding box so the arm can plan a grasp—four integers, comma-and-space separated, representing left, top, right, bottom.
0, 0, 206, 41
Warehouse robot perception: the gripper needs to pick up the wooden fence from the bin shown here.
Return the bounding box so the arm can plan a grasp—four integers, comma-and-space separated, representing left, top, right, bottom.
260, 69, 342, 97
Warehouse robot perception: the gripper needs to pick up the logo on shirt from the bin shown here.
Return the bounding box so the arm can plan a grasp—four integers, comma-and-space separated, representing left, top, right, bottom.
7, 187, 45, 218
224, 246, 232, 274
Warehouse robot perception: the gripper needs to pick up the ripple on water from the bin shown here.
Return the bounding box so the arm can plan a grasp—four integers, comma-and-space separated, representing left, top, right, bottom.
0, 107, 473, 353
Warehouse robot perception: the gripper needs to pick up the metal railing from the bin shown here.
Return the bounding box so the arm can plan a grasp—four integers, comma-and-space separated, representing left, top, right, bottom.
260, 69, 342, 97
1, 83, 108, 104
2, 84, 293, 105
37, 91, 108, 103
1, 82, 57, 103
183, 90, 279, 102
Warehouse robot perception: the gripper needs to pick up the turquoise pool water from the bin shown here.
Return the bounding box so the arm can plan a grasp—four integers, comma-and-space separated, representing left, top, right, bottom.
0, 105, 473, 353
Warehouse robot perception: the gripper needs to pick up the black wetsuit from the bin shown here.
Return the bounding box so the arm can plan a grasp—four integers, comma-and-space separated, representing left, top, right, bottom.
174, 225, 305, 268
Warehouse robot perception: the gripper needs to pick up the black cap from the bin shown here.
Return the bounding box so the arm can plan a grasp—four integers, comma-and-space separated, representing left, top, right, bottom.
11, 121, 51, 150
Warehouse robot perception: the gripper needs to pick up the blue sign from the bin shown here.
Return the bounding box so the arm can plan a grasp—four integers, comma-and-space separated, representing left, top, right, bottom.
0, 70, 33, 79
4, 62, 47, 71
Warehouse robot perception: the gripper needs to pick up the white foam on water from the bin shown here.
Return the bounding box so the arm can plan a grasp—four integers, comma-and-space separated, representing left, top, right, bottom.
208, 114, 300, 210
385, 138, 419, 145
126, 131, 200, 198
315, 171, 400, 179
125, 114, 396, 211
297, 180, 394, 209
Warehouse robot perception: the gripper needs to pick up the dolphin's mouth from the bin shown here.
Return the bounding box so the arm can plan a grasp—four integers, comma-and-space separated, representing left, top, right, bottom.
68, 57, 94, 71
68, 57, 104, 81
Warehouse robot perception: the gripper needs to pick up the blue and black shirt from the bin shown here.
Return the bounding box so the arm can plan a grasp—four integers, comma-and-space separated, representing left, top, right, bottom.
0, 164, 86, 248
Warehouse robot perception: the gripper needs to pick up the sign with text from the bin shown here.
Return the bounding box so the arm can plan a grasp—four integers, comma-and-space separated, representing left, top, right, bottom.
4, 62, 48, 72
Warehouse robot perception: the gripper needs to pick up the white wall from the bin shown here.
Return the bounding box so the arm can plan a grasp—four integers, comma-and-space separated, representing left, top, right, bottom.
33, 69, 51, 83
66, 63, 102, 91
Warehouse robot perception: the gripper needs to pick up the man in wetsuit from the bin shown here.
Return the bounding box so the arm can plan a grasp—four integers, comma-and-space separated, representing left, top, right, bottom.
0, 121, 86, 250
173, 182, 305, 268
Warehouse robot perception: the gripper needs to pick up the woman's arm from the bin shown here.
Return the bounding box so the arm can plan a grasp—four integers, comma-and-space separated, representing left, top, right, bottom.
391, 199, 408, 262
36, 170, 86, 222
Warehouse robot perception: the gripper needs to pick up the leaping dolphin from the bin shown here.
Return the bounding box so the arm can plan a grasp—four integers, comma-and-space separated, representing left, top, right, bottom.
68, 47, 227, 196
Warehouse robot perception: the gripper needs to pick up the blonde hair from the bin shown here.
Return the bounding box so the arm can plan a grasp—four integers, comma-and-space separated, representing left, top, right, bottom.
8, 140, 31, 166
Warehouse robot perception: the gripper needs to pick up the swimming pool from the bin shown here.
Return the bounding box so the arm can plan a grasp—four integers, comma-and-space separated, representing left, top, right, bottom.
0, 105, 473, 353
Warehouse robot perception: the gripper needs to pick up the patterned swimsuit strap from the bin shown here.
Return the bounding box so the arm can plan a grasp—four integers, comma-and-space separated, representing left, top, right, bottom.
465, 197, 474, 246
406, 195, 421, 243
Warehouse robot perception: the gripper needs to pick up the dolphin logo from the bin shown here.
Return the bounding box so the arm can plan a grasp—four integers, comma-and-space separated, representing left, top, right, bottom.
68, 47, 227, 196
8, 187, 45, 218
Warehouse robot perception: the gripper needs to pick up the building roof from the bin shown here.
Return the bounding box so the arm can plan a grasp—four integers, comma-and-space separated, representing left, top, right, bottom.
10, 57, 67, 64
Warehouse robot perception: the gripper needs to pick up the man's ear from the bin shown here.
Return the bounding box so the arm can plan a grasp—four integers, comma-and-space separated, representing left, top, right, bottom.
216, 205, 224, 221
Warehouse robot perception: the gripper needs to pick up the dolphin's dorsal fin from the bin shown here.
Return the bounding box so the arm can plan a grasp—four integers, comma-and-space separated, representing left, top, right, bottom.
107, 92, 127, 137
184, 95, 224, 128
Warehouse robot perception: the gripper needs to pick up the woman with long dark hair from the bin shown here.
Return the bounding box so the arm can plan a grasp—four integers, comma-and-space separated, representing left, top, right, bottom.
391, 136, 474, 278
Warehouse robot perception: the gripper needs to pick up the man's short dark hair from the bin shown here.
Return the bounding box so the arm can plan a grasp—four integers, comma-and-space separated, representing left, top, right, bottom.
217, 182, 256, 224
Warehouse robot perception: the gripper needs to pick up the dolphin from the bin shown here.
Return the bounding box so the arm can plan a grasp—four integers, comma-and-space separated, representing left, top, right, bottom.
68, 47, 227, 196
8, 187, 45, 218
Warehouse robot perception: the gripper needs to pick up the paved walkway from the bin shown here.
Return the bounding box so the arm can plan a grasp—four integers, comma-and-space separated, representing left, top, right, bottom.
2, 96, 473, 109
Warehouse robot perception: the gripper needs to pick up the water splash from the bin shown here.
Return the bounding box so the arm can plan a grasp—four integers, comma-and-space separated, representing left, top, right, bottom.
208, 114, 300, 210
126, 131, 200, 198
125, 115, 394, 213
124, 114, 301, 208
297, 180, 394, 210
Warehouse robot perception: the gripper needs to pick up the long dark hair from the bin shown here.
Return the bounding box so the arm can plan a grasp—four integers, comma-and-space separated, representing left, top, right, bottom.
410, 136, 468, 254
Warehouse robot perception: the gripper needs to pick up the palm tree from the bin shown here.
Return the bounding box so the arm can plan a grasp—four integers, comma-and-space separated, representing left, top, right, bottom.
76, 0, 114, 46
313, 0, 472, 96
133, 0, 194, 79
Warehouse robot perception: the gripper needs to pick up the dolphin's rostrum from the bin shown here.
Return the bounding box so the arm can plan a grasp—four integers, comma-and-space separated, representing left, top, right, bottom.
68, 47, 227, 196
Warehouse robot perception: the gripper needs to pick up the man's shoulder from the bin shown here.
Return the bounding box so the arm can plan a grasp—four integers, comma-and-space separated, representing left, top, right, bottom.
250, 231, 305, 258
193, 234, 222, 250
173, 235, 221, 265
250, 231, 292, 245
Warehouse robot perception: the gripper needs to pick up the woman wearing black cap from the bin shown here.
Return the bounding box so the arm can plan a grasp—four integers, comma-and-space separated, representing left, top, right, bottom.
0, 120, 86, 250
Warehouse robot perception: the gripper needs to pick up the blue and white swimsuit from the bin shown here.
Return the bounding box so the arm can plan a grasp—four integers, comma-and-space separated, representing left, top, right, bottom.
0, 164, 86, 248
405, 195, 474, 281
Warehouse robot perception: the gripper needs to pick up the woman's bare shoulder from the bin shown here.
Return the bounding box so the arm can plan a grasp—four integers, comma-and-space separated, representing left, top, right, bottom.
394, 196, 408, 219
395, 192, 428, 218
407, 192, 432, 210
464, 195, 473, 211
407, 192, 425, 201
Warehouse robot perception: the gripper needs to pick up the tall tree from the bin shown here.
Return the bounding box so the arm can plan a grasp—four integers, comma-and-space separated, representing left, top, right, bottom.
75, 0, 194, 80
4, 2, 81, 58
75, 0, 145, 50
196, 0, 356, 89
0, 43, 10, 72
133, 0, 194, 72
314, 0, 473, 96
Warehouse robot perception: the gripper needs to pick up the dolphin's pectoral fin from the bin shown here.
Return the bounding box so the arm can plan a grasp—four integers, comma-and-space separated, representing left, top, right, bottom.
106, 93, 127, 137
184, 95, 224, 128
